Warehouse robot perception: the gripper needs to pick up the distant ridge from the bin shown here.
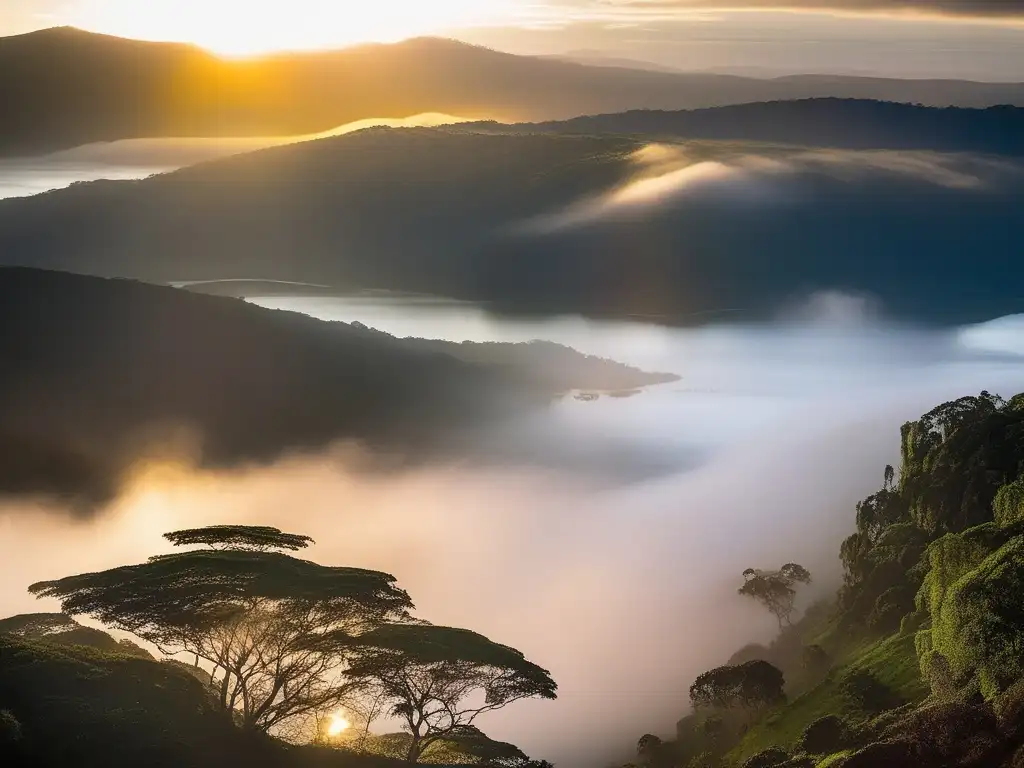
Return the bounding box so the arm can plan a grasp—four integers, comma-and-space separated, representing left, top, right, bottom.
458, 99, 1024, 155
1, 27, 1023, 156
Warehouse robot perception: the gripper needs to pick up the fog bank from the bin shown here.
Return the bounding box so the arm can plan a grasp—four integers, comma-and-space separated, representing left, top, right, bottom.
2, 302, 1023, 766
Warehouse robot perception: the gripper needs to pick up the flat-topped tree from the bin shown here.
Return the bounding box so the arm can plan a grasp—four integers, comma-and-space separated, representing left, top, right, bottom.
163, 525, 315, 551
29, 524, 413, 735
341, 624, 557, 762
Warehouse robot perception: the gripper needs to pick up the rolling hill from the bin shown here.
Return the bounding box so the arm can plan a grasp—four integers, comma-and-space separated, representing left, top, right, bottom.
3, 27, 1024, 156
0, 125, 1020, 326
0, 267, 672, 510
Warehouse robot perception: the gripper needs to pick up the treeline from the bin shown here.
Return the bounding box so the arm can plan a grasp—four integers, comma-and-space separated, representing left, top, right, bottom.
626, 391, 1024, 767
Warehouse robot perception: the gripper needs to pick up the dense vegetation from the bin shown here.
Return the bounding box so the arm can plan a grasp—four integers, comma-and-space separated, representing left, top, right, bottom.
1, 127, 1020, 327
3, 27, 1023, 156
625, 391, 1024, 767
0, 268, 673, 510
1, 525, 556, 768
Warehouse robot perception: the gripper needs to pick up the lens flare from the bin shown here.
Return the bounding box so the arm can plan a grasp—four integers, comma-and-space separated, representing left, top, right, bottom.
326, 712, 350, 737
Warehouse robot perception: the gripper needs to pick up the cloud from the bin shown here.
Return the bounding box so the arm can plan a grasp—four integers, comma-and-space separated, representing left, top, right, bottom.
546, 1, 1024, 22
518, 143, 1018, 233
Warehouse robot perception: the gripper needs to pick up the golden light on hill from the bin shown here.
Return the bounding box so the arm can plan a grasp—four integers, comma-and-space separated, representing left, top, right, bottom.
68, 0, 523, 55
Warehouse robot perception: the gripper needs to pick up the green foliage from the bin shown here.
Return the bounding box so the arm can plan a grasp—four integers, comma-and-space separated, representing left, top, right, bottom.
163, 525, 315, 551
728, 633, 926, 765
926, 536, 1024, 698
900, 392, 1024, 535
994, 477, 1024, 527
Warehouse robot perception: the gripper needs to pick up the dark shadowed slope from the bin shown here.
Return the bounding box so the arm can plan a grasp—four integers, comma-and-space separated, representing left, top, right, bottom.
0, 268, 671, 510
3, 27, 1024, 156
0, 127, 1021, 326
463, 100, 1024, 156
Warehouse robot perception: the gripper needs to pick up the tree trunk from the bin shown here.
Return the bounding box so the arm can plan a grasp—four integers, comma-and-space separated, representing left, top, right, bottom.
405, 735, 422, 763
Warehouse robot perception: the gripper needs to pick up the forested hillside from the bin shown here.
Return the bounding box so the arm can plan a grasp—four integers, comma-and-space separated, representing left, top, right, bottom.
626, 391, 1024, 768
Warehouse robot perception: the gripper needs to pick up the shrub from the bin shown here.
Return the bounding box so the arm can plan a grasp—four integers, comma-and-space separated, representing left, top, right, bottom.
895, 699, 1004, 766
799, 716, 849, 755
838, 669, 900, 714
928, 537, 1024, 697
995, 478, 1024, 527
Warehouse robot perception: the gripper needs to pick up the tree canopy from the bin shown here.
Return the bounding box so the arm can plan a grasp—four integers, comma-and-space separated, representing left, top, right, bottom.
28, 524, 414, 735
340, 624, 558, 761
737, 564, 812, 629
162, 525, 315, 552
689, 660, 785, 713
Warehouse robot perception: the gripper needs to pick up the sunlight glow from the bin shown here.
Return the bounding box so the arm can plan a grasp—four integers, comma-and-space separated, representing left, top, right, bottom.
326, 712, 350, 737
68, 0, 524, 55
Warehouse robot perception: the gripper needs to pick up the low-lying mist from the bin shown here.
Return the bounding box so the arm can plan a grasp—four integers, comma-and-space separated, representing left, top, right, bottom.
2, 299, 1023, 767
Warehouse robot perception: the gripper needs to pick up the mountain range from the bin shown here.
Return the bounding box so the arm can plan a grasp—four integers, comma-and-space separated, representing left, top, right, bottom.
0, 114, 1020, 326
3, 26, 1024, 157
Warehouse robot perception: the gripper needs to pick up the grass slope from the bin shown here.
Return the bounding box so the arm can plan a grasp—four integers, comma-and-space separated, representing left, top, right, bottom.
727, 631, 928, 765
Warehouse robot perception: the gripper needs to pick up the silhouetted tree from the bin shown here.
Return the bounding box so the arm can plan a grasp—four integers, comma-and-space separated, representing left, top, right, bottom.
340, 624, 557, 762
689, 661, 784, 714
738, 564, 812, 629
29, 524, 413, 735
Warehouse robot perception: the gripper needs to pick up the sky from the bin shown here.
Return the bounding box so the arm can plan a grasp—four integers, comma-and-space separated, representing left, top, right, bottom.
3, 0, 1024, 79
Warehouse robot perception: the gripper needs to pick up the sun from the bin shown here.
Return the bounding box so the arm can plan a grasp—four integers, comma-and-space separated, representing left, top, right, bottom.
326, 712, 350, 738
68, 0, 524, 56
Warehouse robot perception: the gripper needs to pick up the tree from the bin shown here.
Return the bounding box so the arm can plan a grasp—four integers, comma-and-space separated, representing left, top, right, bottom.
738, 563, 812, 629
690, 665, 743, 710
735, 660, 785, 712
689, 661, 784, 714
340, 624, 557, 762
28, 524, 413, 736
163, 525, 314, 551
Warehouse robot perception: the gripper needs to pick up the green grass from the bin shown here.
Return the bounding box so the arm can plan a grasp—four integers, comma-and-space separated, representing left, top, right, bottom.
724, 631, 928, 766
